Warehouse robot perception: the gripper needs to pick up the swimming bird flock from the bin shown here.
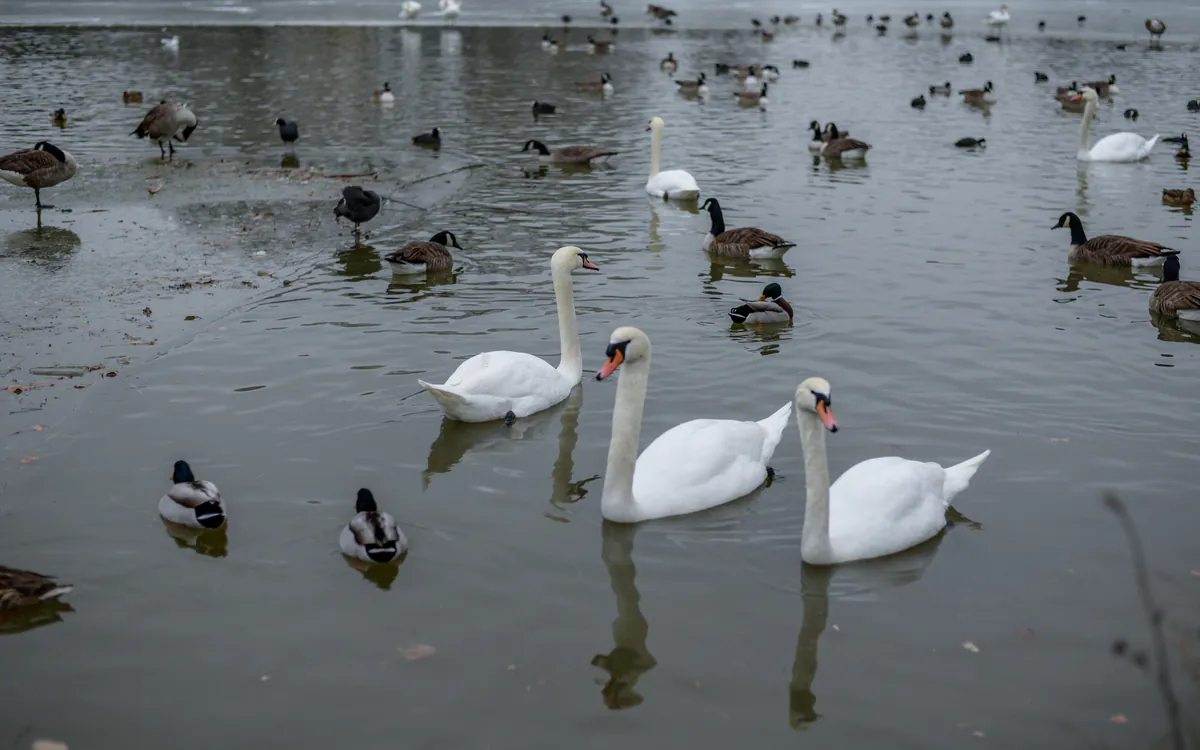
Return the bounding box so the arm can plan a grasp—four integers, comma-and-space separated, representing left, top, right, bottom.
1, 7, 1193, 612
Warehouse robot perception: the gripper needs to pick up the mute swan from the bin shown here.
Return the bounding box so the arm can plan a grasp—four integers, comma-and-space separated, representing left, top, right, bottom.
160, 460, 226, 529
596, 327, 790, 523
340, 489, 408, 564
400, 1, 421, 19
986, 4, 1009, 26
793, 378, 990, 565
644, 116, 699, 200
1076, 88, 1158, 162
439, 0, 461, 20
419, 246, 600, 423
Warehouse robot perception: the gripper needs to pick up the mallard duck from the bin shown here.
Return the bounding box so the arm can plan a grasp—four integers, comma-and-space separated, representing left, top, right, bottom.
386, 230, 461, 275
955, 137, 986, 148
412, 127, 442, 147
340, 489, 408, 564
929, 81, 952, 95
122, 90, 144, 103
904, 12, 920, 27
531, 100, 556, 115
521, 139, 617, 165
372, 82, 395, 102
1150, 253, 1200, 320
734, 83, 768, 108
131, 101, 198, 159
51, 108, 66, 126
1145, 17, 1165, 41
940, 12, 953, 28
1052, 212, 1171, 266
660, 52, 677, 73
1163, 133, 1190, 159
159, 460, 226, 529
576, 73, 614, 94
784, 14, 798, 24
0, 141, 78, 210
700, 198, 795, 259
1163, 188, 1195, 206
0, 566, 73, 613
960, 81, 996, 105
730, 282, 793, 324
334, 186, 381, 237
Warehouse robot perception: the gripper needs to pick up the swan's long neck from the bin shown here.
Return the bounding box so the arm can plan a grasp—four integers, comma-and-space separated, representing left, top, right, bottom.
797, 407, 833, 562
1078, 98, 1096, 158
552, 266, 582, 382
649, 126, 662, 178
601, 354, 650, 520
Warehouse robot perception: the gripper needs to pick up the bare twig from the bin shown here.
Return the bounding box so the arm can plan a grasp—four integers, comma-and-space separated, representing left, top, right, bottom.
1104, 492, 1186, 750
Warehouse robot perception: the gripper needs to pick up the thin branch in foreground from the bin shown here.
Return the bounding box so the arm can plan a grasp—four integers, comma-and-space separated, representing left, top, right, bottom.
1103, 492, 1186, 750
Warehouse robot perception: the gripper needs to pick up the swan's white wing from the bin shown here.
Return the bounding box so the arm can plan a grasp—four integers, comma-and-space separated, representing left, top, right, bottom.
420, 350, 572, 421
631, 417, 778, 518
646, 169, 699, 198
826, 456, 950, 561
1088, 132, 1156, 162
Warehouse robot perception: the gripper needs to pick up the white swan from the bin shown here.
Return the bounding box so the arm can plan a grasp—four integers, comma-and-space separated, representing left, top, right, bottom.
596, 326, 791, 523
419, 246, 599, 423
1076, 88, 1158, 162
986, 4, 1009, 26
793, 377, 990, 565
644, 116, 700, 201
400, 0, 421, 19
439, 0, 460, 20
161, 35, 180, 51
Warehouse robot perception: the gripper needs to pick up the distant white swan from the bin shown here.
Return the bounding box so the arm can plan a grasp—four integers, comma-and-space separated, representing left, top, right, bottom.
793, 377, 990, 565
986, 4, 1009, 26
439, 0, 460, 20
1076, 88, 1158, 162
596, 326, 791, 523
400, 1, 421, 19
644, 116, 699, 200
161, 35, 180, 51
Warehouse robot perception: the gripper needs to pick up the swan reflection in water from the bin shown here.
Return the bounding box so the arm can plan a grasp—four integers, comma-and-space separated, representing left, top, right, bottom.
789, 525, 955, 729
591, 521, 657, 709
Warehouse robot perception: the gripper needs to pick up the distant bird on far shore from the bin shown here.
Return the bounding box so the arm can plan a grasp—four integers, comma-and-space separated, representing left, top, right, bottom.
1145, 17, 1165, 41
161, 34, 179, 51
401, 0, 421, 19
275, 118, 298, 149
334, 186, 381, 239
0, 141, 78, 210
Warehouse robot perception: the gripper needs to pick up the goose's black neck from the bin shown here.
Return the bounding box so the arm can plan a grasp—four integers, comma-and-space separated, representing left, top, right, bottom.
1163, 254, 1181, 282
1067, 213, 1088, 245
705, 200, 725, 235
524, 139, 550, 155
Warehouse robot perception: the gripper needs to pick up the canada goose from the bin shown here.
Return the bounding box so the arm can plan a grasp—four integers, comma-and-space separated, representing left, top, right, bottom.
735, 84, 768, 107
531, 100, 557, 115
822, 122, 851, 141
334, 186, 382, 236
807, 121, 826, 152
876, 23, 887, 35
761, 29, 775, 41
660, 52, 677, 73
959, 52, 973, 64
955, 137, 986, 148
674, 73, 708, 95
0, 141, 78, 210
386, 230, 462, 274
51, 108, 66, 126
340, 489, 408, 564
959, 81, 996, 106
940, 12, 953, 28
911, 95, 926, 109
646, 4, 676, 21
904, 13, 920, 27
0, 566, 73, 613
412, 127, 442, 147
929, 81, 952, 95
751, 18, 762, 28
131, 101, 198, 159
1052, 212, 1171, 266
123, 90, 144, 103
600, 0, 613, 17
1035, 71, 1048, 82
400, 0, 421, 19
832, 9, 847, 26
521, 139, 618, 165
783, 15, 798, 24
821, 131, 871, 159
1162, 188, 1195, 206
1082, 74, 1118, 97
541, 33, 559, 51
730, 282, 794, 324
1189, 100, 1200, 112
372, 82, 395, 102
1145, 17, 1165, 41
1149, 253, 1200, 320
588, 35, 614, 53
792, 59, 809, 68
275, 118, 299, 148
760, 64, 780, 81
701, 198, 795, 259
1124, 109, 1139, 120
576, 73, 614, 94
159, 460, 226, 529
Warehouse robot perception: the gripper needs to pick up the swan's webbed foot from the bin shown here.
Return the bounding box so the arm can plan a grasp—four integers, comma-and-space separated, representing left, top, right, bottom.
503, 410, 516, 426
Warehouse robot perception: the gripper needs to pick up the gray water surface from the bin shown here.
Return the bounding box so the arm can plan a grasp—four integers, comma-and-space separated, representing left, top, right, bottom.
1, 18, 1198, 750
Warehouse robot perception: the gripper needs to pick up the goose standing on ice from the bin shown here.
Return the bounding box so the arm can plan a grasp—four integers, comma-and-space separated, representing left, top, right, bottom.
0, 141, 77, 210
131, 101, 198, 160
1145, 17, 1165, 41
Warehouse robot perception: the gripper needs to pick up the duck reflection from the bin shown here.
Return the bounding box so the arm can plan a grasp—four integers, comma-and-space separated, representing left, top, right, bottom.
342, 554, 402, 590
0, 599, 74, 635
387, 267, 458, 296
4, 224, 81, 260
161, 520, 228, 558
423, 386, 584, 490
591, 521, 657, 709
789, 533, 946, 729
704, 257, 792, 284
335, 242, 382, 278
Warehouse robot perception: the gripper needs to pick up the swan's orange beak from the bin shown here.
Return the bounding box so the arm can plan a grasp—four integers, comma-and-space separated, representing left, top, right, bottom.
596, 349, 623, 380
582, 258, 600, 270
817, 401, 839, 432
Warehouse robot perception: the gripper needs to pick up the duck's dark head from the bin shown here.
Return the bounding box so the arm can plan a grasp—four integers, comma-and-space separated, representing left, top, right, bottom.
171, 460, 195, 483
356, 488, 378, 513
760, 282, 783, 301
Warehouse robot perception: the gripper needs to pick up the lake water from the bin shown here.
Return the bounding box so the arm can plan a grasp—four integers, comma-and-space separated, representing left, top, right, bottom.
1, 8, 1198, 750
